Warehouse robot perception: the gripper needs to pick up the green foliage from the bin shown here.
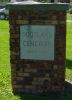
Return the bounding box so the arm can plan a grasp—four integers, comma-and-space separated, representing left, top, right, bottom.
35, 0, 49, 3
0, 0, 10, 2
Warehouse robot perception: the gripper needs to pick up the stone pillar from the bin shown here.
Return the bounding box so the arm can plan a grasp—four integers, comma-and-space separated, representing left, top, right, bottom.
7, 2, 69, 94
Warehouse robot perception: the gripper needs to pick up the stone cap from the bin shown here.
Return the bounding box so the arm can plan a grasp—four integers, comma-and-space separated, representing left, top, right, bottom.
10, 0, 41, 4
7, 1, 69, 11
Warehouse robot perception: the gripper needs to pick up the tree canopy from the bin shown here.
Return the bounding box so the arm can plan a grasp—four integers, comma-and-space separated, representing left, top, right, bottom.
0, 0, 10, 2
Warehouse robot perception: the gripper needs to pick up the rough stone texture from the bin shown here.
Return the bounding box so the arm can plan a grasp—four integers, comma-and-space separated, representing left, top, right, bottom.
9, 10, 66, 94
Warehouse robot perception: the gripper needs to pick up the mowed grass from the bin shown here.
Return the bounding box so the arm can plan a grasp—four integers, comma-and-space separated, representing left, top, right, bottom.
0, 16, 72, 100
0, 20, 20, 100
66, 13, 72, 81
67, 13, 72, 20
66, 21, 72, 81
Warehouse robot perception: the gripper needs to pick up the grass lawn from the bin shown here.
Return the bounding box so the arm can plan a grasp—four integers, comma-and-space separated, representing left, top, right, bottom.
0, 14, 72, 100
66, 35, 72, 80
67, 13, 72, 20
66, 14, 72, 81
0, 20, 20, 100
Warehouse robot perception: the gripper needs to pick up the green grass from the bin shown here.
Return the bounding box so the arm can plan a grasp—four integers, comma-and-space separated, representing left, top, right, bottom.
66, 21, 72, 81
0, 20, 20, 100
0, 15, 72, 99
67, 13, 72, 20
66, 14, 72, 81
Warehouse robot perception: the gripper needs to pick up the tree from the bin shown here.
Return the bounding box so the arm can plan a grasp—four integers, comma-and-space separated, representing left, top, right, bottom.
0, 0, 10, 2
35, 0, 51, 3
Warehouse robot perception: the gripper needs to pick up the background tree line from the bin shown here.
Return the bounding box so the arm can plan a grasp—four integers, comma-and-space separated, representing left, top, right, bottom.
0, 0, 71, 3
0, 0, 58, 3
0, 0, 10, 2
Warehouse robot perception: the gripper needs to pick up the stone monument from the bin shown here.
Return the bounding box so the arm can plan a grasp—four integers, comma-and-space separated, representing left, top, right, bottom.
7, 0, 69, 94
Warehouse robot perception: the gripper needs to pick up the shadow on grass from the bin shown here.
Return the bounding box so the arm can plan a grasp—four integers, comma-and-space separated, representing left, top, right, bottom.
66, 59, 72, 69
14, 81, 72, 100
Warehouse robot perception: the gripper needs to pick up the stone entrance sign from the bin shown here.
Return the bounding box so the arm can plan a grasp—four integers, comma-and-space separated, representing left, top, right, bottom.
20, 25, 55, 60
7, 1, 69, 94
